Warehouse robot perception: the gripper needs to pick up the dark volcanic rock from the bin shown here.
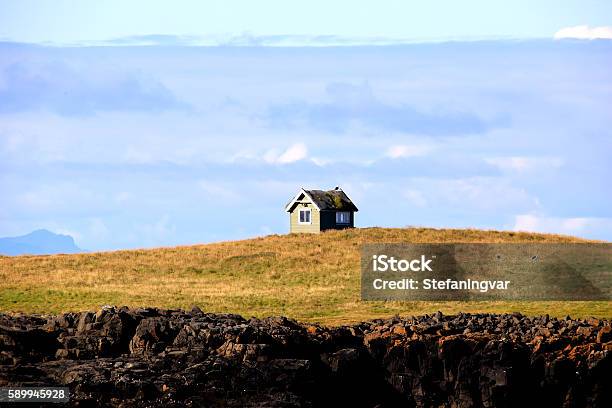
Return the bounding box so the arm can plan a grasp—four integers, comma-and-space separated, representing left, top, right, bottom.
0, 308, 610, 407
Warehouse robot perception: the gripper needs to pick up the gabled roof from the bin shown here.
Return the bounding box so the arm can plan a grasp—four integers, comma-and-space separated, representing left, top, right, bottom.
285, 187, 358, 212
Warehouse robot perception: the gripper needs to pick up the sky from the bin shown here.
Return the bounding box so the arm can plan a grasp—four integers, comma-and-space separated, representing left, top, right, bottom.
1, 1, 612, 44
0, 2, 611, 250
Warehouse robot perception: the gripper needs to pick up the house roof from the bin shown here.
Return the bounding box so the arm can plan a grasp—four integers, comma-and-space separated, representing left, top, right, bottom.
285, 187, 358, 212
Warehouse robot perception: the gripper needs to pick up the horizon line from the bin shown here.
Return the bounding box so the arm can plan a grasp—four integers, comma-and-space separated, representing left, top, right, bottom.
2, 34, 609, 48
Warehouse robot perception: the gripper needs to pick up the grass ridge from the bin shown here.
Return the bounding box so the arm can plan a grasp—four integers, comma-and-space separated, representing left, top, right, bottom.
0, 227, 608, 324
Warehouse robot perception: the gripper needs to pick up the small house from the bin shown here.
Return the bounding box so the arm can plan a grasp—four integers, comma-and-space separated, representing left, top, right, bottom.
285, 187, 358, 233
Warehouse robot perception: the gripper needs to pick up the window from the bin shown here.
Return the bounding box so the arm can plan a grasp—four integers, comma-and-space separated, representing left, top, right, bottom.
298, 209, 311, 224
336, 211, 350, 224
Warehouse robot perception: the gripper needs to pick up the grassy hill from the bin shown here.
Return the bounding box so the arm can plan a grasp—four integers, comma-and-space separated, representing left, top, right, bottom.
0, 227, 609, 324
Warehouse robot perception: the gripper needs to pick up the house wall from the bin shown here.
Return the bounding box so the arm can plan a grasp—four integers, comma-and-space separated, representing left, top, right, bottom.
289, 202, 320, 233
320, 211, 354, 231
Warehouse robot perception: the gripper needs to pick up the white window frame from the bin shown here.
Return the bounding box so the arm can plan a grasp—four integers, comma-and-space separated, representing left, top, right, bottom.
298, 208, 312, 224
336, 211, 350, 224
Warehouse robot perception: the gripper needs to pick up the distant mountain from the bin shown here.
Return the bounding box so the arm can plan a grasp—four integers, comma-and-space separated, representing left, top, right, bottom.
0, 229, 82, 256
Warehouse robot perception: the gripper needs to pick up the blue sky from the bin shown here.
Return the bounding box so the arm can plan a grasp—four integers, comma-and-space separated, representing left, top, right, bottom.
1, 1, 612, 44
0, 2, 611, 249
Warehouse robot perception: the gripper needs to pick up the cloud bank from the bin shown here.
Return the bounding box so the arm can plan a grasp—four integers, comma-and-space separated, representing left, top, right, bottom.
267, 82, 490, 136
0, 41, 610, 249
0, 63, 187, 115
263, 143, 309, 164
513, 214, 612, 238
554, 25, 612, 40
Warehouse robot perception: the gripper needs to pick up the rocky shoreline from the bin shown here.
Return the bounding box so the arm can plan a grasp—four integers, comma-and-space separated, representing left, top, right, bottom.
0, 307, 610, 407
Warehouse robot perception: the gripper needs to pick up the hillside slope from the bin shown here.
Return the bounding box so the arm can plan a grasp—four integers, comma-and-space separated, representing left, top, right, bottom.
0, 227, 608, 323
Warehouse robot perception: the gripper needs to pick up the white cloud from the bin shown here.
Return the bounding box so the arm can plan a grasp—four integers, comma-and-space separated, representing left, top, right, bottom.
264, 143, 308, 164
513, 214, 612, 238
485, 156, 563, 172
310, 157, 332, 166
277, 143, 308, 163
554, 25, 612, 40
386, 144, 432, 159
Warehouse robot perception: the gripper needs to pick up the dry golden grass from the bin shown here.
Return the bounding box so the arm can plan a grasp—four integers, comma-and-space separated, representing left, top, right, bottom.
0, 227, 609, 324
